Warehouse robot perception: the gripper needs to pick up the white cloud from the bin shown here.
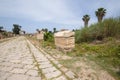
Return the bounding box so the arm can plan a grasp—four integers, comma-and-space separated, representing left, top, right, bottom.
0, 0, 80, 25
0, 0, 120, 30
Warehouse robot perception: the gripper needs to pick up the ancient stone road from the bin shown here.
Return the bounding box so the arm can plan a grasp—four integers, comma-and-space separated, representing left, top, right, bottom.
0, 37, 79, 80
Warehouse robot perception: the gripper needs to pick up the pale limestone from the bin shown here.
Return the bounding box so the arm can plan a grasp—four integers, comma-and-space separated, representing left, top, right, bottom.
0, 62, 13, 67
1, 66, 13, 72
42, 67, 57, 74
39, 64, 53, 69
36, 32, 44, 40
0, 71, 12, 80
45, 70, 61, 79
24, 64, 34, 69
26, 70, 39, 77
53, 60, 59, 64
65, 71, 76, 79
0, 66, 4, 71
39, 61, 50, 65
45, 54, 54, 59
73, 78, 81, 80
11, 63, 24, 68
61, 67, 68, 72
22, 60, 33, 65
7, 74, 28, 80
57, 64, 63, 68
28, 76, 41, 80
0, 36, 80, 80
11, 68, 27, 74
37, 58, 49, 62
53, 75, 67, 80
10, 59, 21, 63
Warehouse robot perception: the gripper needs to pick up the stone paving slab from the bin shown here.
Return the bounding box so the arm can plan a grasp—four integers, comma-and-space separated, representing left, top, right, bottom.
0, 37, 42, 80
0, 71, 12, 80
11, 68, 27, 74
22, 60, 33, 65
0, 62, 13, 67
24, 64, 34, 69
42, 67, 58, 74
26, 70, 39, 77
53, 75, 67, 80
11, 63, 24, 68
39, 63, 53, 69
65, 71, 76, 79
39, 61, 50, 65
44, 70, 62, 79
28, 76, 41, 80
7, 74, 29, 80
0, 36, 80, 80
1, 66, 13, 72
10, 59, 21, 63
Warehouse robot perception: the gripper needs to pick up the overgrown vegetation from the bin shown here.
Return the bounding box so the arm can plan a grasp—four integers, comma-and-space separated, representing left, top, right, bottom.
36, 28, 55, 48
0, 26, 13, 39
12, 24, 21, 35
75, 17, 120, 43
69, 17, 120, 80
42, 29, 55, 48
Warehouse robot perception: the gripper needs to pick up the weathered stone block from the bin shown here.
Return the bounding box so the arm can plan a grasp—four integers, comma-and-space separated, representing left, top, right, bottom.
54, 30, 75, 52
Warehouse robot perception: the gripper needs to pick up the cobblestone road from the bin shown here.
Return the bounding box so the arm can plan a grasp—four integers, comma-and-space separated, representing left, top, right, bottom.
0, 37, 80, 80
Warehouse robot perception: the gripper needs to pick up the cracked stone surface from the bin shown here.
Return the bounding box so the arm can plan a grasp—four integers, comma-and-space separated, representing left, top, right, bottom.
11, 68, 27, 74
7, 74, 28, 80
53, 75, 67, 80
26, 70, 39, 76
0, 36, 79, 80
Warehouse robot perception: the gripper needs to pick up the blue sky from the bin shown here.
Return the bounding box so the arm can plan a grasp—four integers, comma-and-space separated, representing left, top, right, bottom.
0, 0, 120, 33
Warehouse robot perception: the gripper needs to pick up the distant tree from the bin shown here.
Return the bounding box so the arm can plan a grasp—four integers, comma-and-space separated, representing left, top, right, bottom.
53, 28, 56, 33
41, 28, 45, 31
36, 29, 40, 33
23, 31, 26, 34
44, 28, 48, 32
95, 8, 106, 22
44, 31, 54, 42
0, 26, 3, 32
12, 24, 21, 34
82, 14, 90, 27
49, 31, 52, 33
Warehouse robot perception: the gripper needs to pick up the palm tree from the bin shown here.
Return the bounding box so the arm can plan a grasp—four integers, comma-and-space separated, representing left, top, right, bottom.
95, 8, 106, 22
0, 26, 3, 32
82, 14, 90, 27
53, 28, 56, 33
36, 29, 40, 33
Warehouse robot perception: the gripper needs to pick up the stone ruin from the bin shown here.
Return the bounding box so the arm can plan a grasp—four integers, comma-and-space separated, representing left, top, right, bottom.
54, 30, 75, 52
36, 30, 44, 41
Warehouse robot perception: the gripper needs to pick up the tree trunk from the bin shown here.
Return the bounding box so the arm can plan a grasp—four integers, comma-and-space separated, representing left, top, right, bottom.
98, 16, 103, 22
85, 21, 88, 27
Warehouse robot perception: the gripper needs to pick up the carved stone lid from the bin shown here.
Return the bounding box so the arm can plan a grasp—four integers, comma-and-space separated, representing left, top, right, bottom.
54, 30, 74, 37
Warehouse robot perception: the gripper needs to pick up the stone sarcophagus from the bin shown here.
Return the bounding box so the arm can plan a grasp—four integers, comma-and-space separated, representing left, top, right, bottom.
54, 30, 75, 52
36, 31, 44, 41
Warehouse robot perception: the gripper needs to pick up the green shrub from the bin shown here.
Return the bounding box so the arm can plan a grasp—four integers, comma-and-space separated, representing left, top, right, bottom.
44, 32, 54, 42
80, 40, 120, 72
75, 28, 94, 43
75, 17, 120, 43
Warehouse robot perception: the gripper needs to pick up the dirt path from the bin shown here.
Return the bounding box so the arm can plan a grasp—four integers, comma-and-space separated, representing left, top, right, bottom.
0, 36, 79, 80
